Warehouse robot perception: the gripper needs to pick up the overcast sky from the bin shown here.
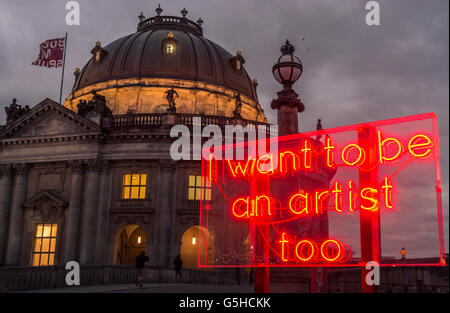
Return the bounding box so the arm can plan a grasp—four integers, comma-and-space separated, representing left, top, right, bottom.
0, 0, 448, 258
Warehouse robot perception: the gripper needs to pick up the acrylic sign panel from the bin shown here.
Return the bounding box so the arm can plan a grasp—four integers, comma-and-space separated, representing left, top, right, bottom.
199, 113, 445, 267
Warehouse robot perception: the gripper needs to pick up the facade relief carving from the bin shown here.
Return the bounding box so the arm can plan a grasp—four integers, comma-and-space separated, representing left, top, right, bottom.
36, 165, 66, 192
0, 164, 14, 177
24, 190, 68, 219
85, 159, 104, 172
13, 163, 31, 176
112, 213, 151, 225
18, 113, 88, 137
69, 160, 85, 173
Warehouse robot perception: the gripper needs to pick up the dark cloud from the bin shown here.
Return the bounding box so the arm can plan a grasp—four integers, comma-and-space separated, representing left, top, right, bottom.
0, 0, 448, 256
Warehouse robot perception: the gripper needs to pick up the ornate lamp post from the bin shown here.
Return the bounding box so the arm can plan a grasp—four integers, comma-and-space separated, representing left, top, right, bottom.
253, 41, 305, 293
271, 40, 305, 136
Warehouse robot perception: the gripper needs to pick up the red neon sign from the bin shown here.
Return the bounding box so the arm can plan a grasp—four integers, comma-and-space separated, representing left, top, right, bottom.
199, 113, 445, 267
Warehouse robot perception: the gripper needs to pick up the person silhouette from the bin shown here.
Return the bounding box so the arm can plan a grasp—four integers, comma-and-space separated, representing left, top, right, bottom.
135, 251, 149, 287
173, 254, 183, 283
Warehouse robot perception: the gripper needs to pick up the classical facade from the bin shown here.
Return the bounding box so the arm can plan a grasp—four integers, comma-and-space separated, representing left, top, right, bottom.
0, 11, 270, 269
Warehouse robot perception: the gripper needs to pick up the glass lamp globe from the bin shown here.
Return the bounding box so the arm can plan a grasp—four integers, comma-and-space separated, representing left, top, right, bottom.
272, 40, 303, 86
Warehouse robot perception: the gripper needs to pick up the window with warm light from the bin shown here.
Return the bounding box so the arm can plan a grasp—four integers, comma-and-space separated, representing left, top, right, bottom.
32, 224, 57, 266
95, 51, 101, 62
236, 60, 241, 70
122, 173, 147, 199
188, 175, 211, 201
166, 43, 175, 55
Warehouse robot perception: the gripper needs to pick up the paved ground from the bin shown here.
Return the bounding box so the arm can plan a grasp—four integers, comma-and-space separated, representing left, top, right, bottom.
17, 283, 255, 293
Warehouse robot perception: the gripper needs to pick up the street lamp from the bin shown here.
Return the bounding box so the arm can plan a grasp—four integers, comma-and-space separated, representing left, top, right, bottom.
271, 40, 305, 136
272, 40, 303, 87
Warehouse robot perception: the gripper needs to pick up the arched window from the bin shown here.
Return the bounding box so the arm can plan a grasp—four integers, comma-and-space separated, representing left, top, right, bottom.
180, 225, 213, 269
114, 224, 148, 265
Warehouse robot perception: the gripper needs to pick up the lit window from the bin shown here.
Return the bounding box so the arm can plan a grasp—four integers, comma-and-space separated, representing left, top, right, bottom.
166, 43, 175, 54
32, 224, 57, 266
188, 175, 211, 201
236, 60, 241, 70
95, 51, 101, 62
122, 173, 147, 199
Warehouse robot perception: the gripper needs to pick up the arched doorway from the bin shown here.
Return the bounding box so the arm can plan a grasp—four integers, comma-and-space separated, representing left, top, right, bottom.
180, 225, 213, 269
114, 224, 147, 265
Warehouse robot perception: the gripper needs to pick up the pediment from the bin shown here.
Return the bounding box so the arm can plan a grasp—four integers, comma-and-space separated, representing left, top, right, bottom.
0, 98, 101, 139
24, 190, 68, 218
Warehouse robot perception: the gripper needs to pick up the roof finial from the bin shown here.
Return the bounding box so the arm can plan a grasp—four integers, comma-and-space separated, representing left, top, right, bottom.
281, 39, 295, 55
138, 11, 145, 23
315, 119, 323, 141
181, 8, 188, 18
156, 4, 163, 16
197, 17, 204, 27
316, 119, 322, 131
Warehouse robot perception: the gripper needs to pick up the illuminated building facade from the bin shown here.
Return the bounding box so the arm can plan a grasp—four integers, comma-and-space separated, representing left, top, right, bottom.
0, 11, 268, 271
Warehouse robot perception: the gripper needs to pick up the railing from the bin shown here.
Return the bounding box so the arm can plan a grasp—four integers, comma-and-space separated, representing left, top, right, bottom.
138, 15, 203, 36
111, 113, 275, 137
327, 280, 449, 293
112, 113, 165, 128
118, 199, 150, 208
187, 200, 200, 209
0, 265, 236, 292
1, 265, 448, 292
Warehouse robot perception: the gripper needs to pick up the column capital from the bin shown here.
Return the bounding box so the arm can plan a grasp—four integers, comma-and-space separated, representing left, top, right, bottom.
100, 159, 111, 172
85, 159, 103, 172
12, 163, 31, 176
0, 164, 14, 177
69, 160, 85, 174
159, 159, 176, 172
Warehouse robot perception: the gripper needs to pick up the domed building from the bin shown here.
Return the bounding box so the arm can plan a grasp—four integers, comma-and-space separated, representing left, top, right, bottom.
0, 8, 270, 281
65, 12, 265, 121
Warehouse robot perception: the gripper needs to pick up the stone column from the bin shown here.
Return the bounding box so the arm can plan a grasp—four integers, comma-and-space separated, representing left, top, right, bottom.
154, 160, 176, 267
94, 160, 112, 264
4, 163, 30, 266
0, 165, 13, 265
270, 85, 304, 137
63, 160, 85, 263
79, 159, 101, 264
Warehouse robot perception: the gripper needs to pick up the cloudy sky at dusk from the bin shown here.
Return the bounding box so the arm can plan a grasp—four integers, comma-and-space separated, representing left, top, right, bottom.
0, 1, 448, 258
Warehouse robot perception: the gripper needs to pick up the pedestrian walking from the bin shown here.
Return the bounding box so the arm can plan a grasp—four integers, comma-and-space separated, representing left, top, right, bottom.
136, 251, 149, 287
173, 254, 183, 283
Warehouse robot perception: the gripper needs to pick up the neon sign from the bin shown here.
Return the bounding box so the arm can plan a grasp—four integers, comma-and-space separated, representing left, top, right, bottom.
199, 113, 445, 267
